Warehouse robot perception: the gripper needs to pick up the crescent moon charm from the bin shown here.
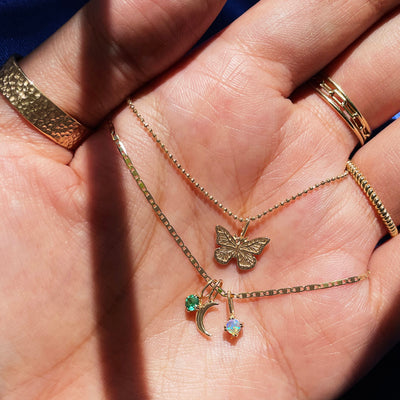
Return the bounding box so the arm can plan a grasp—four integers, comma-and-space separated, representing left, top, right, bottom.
185, 279, 223, 337
195, 301, 219, 337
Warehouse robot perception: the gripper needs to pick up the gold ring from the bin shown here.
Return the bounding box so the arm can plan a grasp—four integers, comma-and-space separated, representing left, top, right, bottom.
311, 75, 371, 145
0, 56, 90, 150
346, 160, 398, 237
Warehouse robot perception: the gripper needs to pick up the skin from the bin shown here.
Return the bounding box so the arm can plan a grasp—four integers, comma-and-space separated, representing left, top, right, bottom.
1, 0, 400, 398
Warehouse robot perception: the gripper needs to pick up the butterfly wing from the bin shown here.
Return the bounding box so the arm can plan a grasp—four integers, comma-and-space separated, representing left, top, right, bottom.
215, 247, 236, 265
237, 250, 258, 270
214, 225, 237, 265
215, 225, 236, 247
240, 237, 270, 254
237, 237, 270, 270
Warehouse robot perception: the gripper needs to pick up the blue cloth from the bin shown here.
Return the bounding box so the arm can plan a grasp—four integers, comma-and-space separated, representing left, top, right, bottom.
0, 0, 88, 65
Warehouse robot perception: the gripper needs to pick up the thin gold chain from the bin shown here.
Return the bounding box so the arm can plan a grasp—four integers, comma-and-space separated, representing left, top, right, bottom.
128, 99, 349, 223
110, 122, 369, 299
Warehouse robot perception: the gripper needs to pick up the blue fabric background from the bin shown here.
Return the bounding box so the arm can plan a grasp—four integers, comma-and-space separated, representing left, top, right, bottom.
0, 0, 88, 64
0, 1, 398, 398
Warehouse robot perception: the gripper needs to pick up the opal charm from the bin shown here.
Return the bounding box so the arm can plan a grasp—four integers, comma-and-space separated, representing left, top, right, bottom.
224, 291, 243, 337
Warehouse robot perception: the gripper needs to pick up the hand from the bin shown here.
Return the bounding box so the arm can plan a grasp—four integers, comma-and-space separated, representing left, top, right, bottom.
1, 1, 400, 399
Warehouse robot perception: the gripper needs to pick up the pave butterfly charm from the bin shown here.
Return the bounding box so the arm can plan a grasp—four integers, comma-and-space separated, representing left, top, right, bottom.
214, 220, 270, 270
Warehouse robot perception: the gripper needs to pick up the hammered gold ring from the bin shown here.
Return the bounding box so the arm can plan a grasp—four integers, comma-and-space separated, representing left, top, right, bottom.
346, 160, 398, 237
0, 56, 90, 150
311, 75, 371, 145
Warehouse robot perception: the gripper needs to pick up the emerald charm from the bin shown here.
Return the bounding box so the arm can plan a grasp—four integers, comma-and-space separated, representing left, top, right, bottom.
185, 294, 200, 311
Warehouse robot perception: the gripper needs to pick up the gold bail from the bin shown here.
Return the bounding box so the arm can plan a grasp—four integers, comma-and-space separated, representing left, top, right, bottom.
201, 279, 223, 302
227, 291, 235, 318
240, 219, 250, 238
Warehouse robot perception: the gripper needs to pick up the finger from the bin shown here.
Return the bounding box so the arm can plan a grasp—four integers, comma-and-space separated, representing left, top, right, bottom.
0, 0, 225, 147
321, 9, 400, 129
216, 0, 398, 95
351, 119, 400, 230
294, 9, 400, 150
363, 233, 400, 367
341, 118, 400, 319
368, 235, 400, 340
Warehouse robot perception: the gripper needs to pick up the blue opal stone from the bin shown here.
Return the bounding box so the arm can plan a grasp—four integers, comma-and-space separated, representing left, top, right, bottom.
225, 318, 242, 337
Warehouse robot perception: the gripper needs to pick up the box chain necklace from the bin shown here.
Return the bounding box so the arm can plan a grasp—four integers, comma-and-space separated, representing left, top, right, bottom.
109, 104, 369, 338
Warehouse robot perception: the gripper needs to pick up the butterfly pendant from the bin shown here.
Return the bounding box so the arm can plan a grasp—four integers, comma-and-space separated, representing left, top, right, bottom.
214, 222, 270, 270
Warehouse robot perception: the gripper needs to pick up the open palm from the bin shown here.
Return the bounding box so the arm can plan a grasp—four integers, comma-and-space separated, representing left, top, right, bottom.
1, 1, 400, 399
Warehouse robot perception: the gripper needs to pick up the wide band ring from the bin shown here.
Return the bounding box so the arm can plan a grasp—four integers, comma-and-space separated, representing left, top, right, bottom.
0, 56, 90, 150
311, 75, 371, 145
346, 160, 398, 237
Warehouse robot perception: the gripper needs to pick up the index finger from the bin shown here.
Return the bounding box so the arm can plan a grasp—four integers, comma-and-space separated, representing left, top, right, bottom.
220, 0, 398, 95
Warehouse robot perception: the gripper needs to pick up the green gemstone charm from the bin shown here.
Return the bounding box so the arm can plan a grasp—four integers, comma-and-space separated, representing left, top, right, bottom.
185, 294, 200, 311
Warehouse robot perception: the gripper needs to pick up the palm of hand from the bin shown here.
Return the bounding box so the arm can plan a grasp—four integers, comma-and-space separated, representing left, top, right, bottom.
0, 64, 377, 400
1, 2, 399, 399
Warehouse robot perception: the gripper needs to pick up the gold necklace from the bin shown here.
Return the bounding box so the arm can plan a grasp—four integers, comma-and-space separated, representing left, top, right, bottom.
110, 122, 369, 338
128, 99, 350, 271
